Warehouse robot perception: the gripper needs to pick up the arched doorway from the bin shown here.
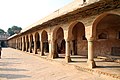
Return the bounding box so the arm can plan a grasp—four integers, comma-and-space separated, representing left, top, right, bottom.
53, 27, 65, 58
30, 34, 34, 53
68, 22, 87, 56
34, 32, 40, 54
67, 21, 87, 62
26, 35, 29, 52
23, 36, 26, 51
41, 30, 49, 56
93, 13, 120, 56
20, 37, 22, 50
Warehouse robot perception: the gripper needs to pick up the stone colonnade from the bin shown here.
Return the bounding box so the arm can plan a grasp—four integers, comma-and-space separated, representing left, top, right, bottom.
8, 12, 120, 69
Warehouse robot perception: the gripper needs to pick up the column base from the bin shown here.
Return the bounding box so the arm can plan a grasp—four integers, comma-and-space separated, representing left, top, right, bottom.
34, 50, 37, 54
48, 52, 59, 59
87, 60, 96, 69
29, 48, 32, 53
26, 50, 28, 52
30, 50, 32, 53
65, 56, 71, 63
47, 53, 53, 59
53, 53, 59, 58
40, 52, 44, 56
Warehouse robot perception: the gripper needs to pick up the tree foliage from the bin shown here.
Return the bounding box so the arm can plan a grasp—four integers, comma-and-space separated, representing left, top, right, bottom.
7, 26, 22, 36
0, 28, 5, 34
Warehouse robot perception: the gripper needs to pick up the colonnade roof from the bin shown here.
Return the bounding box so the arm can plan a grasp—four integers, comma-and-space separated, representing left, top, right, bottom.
8, 34, 17, 40
21, 0, 98, 33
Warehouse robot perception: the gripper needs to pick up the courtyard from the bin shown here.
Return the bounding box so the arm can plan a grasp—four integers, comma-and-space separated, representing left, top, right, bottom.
0, 48, 119, 80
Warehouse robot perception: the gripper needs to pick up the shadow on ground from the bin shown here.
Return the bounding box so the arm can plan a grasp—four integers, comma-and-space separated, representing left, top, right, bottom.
2, 58, 22, 60
0, 62, 21, 66
96, 65, 120, 68
0, 68, 29, 71
0, 74, 31, 79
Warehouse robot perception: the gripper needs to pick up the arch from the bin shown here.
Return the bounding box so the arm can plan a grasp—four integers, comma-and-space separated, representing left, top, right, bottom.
35, 32, 40, 48
34, 32, 40, 54
41, 30, 48, 42
92, 13, 120, 56
53, 27, 64, 41
35, 32, 40, 42
30, 34, 34, 53
18, 38, 21, 49
68, 21, 87, 56
52, 27, 65, 58
20, 37, 22, 50
92, 13, 120, 38
30, 34, 33, 42
23, 36, 26, 51
41, 30, 49, 54
26, 35, 29, 52
68, 21, 86, 40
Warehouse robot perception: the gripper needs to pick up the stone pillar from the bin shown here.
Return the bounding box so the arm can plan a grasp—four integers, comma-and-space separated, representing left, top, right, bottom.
26, 42, 28, 52
48, 40, 52, 58
22, 42, 24, 51
20, 41, 21, 50
18, 41, 19, 49
48, 40, 58, 59
34, 41, 37, 54
53, 40, 59, 58
65, 40, 71, 63
87, 39, 96, 69
29, 41, 32, 53
22, 37, 25, 51
40, 41, 44, 56
18, 42, 20, 49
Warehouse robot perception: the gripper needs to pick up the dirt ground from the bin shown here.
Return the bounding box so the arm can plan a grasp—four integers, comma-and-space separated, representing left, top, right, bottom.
0, 48, 111, 80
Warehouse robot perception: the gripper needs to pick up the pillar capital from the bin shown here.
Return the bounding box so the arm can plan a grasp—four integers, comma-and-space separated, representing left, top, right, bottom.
87, 37, 95, 42
65, 38, 69, 42
48, 40, 51, 44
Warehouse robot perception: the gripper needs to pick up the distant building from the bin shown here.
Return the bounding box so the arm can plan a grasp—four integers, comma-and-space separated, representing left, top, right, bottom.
0, 33, 10, 47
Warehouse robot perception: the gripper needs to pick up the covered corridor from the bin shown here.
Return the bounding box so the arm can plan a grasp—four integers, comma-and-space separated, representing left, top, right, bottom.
7, 0, 120, 69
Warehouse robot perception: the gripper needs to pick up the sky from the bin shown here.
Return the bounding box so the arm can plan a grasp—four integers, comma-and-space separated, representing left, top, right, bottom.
0, 0, 73, 32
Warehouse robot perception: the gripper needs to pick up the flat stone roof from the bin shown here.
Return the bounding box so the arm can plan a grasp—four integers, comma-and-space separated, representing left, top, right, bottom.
8, 0, 100, 39
7, 34, 17, 40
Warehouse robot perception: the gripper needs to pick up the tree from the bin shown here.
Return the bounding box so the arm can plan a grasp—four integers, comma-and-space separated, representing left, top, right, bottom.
0, 28, 5, 34
7, 26, 22, 36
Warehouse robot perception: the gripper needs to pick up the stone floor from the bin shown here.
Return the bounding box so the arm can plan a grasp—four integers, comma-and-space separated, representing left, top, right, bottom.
0, 48, 120, 80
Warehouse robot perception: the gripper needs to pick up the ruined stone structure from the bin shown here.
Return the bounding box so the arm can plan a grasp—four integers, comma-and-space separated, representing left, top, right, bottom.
0, 33, 9, 47
8, 0, 120, 68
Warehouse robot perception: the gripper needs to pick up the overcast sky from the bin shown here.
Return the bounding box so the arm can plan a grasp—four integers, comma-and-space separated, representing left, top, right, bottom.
0, 0, 73, 32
